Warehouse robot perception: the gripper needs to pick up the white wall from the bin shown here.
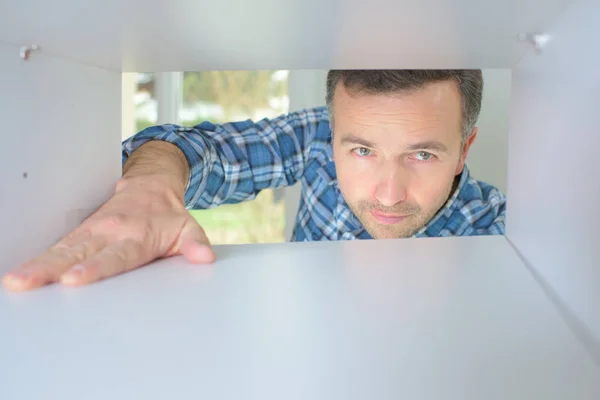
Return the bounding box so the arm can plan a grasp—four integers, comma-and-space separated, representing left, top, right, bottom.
282, 69, 510, 240
0, 42, 122, 273
506, 0, 600, 353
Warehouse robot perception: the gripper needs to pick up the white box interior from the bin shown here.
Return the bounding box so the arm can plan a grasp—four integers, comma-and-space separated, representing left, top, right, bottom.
1, 0, 599, 397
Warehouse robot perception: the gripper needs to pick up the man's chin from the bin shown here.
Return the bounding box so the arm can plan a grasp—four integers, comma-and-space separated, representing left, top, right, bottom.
361, 217, 421, 239
369, 229, 414, 240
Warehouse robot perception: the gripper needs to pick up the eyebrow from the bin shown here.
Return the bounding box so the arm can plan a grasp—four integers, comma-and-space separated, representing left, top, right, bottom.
339, 135, 448, 153
339, 135, 375, 148
406, 140, 448, 153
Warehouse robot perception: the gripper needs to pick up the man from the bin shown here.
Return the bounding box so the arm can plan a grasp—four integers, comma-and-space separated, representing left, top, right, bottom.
2, 69, 505, 292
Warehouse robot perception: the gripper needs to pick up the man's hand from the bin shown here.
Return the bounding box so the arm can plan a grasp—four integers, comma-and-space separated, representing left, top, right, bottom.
1, 174, 215, 292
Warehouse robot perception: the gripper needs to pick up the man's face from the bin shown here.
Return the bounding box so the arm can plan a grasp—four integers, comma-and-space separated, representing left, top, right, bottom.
332, 80, 477, 239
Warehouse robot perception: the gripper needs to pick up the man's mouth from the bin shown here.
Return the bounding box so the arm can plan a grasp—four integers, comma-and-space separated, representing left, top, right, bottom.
370, 210, 410, 225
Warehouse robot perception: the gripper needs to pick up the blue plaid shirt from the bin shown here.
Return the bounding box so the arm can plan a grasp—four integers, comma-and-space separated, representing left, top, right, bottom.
122, 106, 506, 241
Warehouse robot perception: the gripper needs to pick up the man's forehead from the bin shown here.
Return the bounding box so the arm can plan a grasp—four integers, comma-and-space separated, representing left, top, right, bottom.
330, 80, 463, 135
332, 78, 460, 102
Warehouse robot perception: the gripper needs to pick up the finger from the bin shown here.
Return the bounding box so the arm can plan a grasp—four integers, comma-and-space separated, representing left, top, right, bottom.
60, 239, 148, 287
2, 235, 107, 292
180, 241, 216, 264
178, 220, 216, 264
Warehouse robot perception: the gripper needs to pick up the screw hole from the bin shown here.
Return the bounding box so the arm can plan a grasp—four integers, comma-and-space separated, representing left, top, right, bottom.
23, 172, 28, 179
20, 45, 40, 61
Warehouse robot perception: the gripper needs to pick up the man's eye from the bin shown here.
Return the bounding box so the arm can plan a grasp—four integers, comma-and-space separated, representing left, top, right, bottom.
353, 147, 372, 157
415, 151, 433, 161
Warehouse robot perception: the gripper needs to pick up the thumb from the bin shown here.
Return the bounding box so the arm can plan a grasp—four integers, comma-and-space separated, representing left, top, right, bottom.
177, 220, 216, 264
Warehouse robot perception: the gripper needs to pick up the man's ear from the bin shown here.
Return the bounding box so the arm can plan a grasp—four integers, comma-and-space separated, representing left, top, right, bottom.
455, 127, 478, 175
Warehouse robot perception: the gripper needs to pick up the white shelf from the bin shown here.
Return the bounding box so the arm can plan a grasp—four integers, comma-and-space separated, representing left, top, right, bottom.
1, 235, 598, 399
0, 0, 573, 71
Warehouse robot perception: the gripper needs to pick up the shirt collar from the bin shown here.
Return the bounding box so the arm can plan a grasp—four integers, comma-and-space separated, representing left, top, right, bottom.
325, 158, 472, 239
411, 165, 471, 237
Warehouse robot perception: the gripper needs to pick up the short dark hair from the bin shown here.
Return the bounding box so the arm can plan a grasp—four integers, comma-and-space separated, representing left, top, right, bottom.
325, 69, 483, 143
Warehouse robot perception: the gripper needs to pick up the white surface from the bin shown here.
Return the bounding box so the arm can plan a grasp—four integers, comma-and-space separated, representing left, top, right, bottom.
0, 41, 121, 274
0, 0, 572, 71
1, 236, 599, 399
506, 0, 600, 347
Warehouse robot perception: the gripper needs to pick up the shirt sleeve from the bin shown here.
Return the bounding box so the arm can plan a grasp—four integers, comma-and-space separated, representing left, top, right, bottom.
121, 106, 327, 209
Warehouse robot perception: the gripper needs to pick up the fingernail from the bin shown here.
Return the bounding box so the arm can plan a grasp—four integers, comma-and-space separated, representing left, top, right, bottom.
4, 270, 29, 282
61, 265, 86, 284
68, 264, 86, 275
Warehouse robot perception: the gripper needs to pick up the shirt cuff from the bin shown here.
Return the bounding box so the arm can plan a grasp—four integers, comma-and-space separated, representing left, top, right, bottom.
121, 125, 203, 208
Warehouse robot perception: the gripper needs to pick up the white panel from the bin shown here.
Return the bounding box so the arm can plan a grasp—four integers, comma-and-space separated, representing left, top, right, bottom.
0, 0, 572, 71
0, 42, 121, 274
1, 236, 599, 399
507, 0, 600, 348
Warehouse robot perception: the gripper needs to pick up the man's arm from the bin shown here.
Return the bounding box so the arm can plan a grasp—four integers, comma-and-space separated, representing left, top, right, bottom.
120, 140, 189, 200
123, 140, 189, 183
2, 107, 327, 292
122, 106, 328, 209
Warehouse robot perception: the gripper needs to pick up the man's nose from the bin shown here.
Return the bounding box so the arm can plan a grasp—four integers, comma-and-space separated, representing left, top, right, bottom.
373, 165, 408, 207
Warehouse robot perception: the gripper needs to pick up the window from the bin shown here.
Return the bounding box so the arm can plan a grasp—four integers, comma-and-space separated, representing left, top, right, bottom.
124, 70, 289, 245
180, 70, 289, 125
134, 73, 158, 134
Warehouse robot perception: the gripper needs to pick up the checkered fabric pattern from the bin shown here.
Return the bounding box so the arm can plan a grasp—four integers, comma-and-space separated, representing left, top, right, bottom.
122, 106, 506, 241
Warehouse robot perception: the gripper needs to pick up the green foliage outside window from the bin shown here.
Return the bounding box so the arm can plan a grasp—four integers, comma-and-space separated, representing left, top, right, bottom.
135, 70, 290, 245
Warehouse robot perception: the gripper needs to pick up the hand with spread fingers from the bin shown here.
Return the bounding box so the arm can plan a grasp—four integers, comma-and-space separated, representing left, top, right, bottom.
2, 141, 215, 292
